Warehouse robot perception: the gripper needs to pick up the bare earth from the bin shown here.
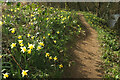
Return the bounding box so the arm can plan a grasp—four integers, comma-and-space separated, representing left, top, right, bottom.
63, 13, 103, 78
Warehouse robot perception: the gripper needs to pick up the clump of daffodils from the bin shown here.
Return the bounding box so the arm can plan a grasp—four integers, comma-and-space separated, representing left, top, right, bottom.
21, 70, 29, 77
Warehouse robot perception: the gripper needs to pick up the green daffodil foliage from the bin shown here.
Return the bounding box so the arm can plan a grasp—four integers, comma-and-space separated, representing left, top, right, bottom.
2, 3, 83, 78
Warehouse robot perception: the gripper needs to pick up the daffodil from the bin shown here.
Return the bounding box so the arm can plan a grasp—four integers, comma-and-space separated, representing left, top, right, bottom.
28, 44, 35, 50
18, 40, 23, 44
7, 14, 10, 17
57, 31, 60, 34
68, 16, 70, 19
21, 70, 29, 77
0, 55, 2, 59
27, 49, 31, 54
50, 7, 53, 9
39, 42, 44, 47
17, 8, 20, 10
31, 14, 34, 17
3, 73, 9, 79
53, 40, 56, 43
37, 46, 42, 50
20, 43, 24, 46
11, 43, 16, 49
27, 33, 31, 37
20, 46, 27, 53
49, 56, 52, 60
31, 36, 35, 39
54, 56, 57, 61
0, 21, 3, 26
46, 18, 49, 20
43, 36, 46, 39
45, 53, 50, 57
11, 9, 13, 11
2, 15, 4, 18
33, 17, 36, 20
31, 22, 33, 25
48, 33, 50, 36
11, 16, 13, 18
28, 43, 30, 46
18, 35, 22, 39
10, 28, 16, 34
59, 64, 63, 68
14, 10, 16, 12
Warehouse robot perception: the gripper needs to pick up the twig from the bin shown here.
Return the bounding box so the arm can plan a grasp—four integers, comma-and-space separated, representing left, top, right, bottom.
5, 49, 23, 70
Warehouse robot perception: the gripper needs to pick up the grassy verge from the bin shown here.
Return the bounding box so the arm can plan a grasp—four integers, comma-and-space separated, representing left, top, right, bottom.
1, 3, 84, 79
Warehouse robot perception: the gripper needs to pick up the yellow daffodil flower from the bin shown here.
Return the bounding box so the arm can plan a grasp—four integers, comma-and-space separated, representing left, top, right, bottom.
49, 56, 52, 60
7, 14, 10, 17
50, 7, 53, 9
31, 36, 35, 39
59, 64, 63, 68
17, 8, 20, 10
22, 70, 29, 77
11, 16, 13, 18
57, 31, 60, 34
37, 46, 42, 50
18, 40, 23, 44
31, 14, 34, 17
46, 18, 49, 20
11, 9, 13, 11
0, 21, 2, 26
18, 35, 22, 39
33, 17, 36, 20
20, 46, 27, 53
54, 56, 57, 61
27, 49, 31, 54
11, 43, 16, 49
2, 15, 4, 18
20, 43, 24, 46
48, 33, 50, 36
10, 28, 16, 34
45, 53, 50, 57
28, 44, 35, 50
0, 55, 2, 59
3, 73, 9, 79
14, 10, 16, 12
39, 42, 44, 47
53, 40, 56, 43
43, 36, 46, 39
27, 33, 31, 37
30, 22, 33, 25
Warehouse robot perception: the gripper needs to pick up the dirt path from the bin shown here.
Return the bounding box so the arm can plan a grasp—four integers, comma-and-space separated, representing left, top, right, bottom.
63, 13, 103, 78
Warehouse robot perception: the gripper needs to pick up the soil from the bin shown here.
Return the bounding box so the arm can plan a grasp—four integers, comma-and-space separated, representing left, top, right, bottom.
62, 13, 104, 78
